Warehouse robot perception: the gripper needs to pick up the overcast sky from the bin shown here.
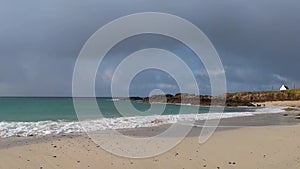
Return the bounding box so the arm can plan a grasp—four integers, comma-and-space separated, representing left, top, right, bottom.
0, 0, 299, 97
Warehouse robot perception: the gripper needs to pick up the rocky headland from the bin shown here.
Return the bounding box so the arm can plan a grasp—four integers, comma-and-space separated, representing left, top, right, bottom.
127, 89, 300, 107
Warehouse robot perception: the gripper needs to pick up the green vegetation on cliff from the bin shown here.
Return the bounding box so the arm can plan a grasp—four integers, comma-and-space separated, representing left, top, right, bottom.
226, 88, 300, 102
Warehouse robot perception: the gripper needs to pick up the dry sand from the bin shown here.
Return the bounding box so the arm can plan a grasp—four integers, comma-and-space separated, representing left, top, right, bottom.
255, 100, 300, 108
1, 124, 300, 169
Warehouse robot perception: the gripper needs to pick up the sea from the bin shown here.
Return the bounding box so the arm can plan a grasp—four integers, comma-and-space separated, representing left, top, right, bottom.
0, 97, 285, 138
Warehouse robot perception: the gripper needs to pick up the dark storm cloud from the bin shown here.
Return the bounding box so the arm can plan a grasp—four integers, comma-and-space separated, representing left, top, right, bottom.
0, 0, 299, 96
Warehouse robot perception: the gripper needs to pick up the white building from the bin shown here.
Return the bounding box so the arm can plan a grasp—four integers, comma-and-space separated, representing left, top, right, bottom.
280, 85, 289, 91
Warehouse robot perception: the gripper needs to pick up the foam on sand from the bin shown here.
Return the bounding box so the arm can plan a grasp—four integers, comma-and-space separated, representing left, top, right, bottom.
0, 106, 285, 138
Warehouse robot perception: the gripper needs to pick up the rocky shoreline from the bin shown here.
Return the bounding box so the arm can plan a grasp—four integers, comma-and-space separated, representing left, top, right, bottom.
128, 93, 253, 107
127, 89, 300, 107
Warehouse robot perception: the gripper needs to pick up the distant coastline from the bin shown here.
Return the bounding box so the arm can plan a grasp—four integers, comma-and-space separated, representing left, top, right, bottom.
126, 88, 300, 107
1, 89, 299, 107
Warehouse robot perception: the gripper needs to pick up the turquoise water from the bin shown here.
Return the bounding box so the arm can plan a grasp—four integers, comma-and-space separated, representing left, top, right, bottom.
0, 97, 283, 138
0, 97, 255, 122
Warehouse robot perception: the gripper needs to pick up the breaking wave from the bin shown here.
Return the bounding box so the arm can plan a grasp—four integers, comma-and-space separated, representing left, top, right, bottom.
0, 106, 285, 138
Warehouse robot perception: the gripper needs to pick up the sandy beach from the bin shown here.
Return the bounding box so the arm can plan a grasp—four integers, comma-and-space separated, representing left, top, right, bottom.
255, 100, 300, 108
1, 106, 300, 169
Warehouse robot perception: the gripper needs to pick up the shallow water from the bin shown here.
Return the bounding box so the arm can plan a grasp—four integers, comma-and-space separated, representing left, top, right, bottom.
0, 97, 284, 138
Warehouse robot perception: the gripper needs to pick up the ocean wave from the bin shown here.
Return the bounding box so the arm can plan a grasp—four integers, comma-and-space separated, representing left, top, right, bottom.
0, 106, 285, 138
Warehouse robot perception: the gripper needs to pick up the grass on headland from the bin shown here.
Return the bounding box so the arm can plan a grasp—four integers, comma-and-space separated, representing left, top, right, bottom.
226, 88, 300, 101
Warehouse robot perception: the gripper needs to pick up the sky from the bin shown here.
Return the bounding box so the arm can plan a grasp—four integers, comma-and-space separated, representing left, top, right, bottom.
0, 0, 299, 97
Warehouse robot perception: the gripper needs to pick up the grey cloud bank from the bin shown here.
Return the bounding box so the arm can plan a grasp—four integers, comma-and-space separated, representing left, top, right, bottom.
0, 0, 299, 96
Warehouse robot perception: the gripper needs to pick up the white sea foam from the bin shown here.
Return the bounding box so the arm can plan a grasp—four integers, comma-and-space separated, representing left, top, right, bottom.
0, 106, 285, 138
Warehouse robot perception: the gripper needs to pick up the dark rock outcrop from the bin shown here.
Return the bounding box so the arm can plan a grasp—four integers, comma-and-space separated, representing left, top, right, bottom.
128, 97, 143, 101
130, 93, 254, 107
127, 89, 300, 107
